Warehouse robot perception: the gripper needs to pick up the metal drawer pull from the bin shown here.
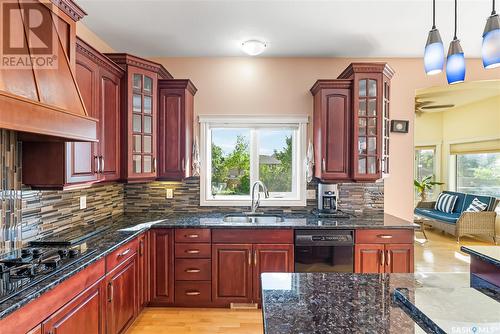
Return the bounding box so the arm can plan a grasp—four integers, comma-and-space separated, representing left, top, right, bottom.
377, 234, 393, 239
186, 234, 199, 238
185, 290, 201, 296
386, 250, 391, 267
380, 249, 385, 266
118, 248, 131, 257
108, 282, 113, 302
254, 250, 257, 266
185, 268, 201, 273
186, 249, 200, 254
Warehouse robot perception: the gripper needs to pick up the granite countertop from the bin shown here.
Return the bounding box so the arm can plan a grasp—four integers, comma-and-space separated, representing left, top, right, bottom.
0, 211, 415, 319
460, 246, 500, 267
261, 272, 500, 334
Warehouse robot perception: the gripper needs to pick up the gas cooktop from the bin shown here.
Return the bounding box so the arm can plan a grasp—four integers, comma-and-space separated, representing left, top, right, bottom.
0, 244, 96, 304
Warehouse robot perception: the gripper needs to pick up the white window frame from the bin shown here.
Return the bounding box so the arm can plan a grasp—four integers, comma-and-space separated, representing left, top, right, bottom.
199, 115, 308, 207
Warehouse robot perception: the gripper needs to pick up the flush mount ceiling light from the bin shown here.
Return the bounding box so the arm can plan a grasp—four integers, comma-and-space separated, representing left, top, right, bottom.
241, 40, 267, 56
424, 0, 444, 75
446, 0, 466, 84
482, 0, 500, 68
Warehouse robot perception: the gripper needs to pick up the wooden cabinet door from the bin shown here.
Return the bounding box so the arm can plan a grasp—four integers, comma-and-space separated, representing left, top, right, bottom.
106, 257, 137, 334
99, 67, 121, 181
385, 244, 414, 273
252, 244, 294, 303
158, 90, 184, 180
212, 244, 253, 305
321, 88, 351, 180
150, 229, 174, 305
42, 279, 105, 334
26, 325, 42, 334
137, 233, 149, 310
354, 244, 384, 273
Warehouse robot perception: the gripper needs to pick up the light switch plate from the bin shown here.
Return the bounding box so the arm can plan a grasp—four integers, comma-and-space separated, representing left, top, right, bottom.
79, 196, 87, 209
166, 189, 174, 199
306, 189, 316, 200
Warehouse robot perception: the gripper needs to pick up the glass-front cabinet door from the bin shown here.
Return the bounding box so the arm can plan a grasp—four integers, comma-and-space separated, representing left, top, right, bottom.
354, 75, 381, 180
130, 69, 157, 179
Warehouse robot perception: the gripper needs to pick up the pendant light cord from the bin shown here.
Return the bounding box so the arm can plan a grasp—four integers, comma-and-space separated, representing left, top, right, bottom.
432, 0, 436, 29
493, 0, 496, 15
454, 0, 458, 40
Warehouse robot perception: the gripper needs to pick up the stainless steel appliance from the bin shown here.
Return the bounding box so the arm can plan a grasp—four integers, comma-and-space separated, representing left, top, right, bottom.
317, 183, 338, 214
294, 229, 354, 272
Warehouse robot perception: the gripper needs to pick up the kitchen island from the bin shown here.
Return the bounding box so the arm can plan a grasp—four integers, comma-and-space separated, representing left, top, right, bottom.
261, 272, 500, 334
461, 245, 500, 289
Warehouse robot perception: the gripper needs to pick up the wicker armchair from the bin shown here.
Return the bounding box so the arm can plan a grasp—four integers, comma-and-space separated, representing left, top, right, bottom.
416, 199, 498, 243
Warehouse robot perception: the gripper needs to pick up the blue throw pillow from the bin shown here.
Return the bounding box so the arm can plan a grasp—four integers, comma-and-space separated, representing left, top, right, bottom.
435, 193, 459, 213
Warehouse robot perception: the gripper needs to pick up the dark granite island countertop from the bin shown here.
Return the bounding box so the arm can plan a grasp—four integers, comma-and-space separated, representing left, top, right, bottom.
460, 246, 500, 267
261, 272, 500, 334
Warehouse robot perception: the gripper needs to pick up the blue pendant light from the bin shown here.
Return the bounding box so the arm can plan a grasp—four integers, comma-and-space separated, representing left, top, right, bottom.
424, 0, 444, 75
482, 0, 500, 68
446, 0, 466, 84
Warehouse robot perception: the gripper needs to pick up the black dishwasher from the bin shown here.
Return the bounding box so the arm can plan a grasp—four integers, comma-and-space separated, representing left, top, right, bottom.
294, 229, 354, 273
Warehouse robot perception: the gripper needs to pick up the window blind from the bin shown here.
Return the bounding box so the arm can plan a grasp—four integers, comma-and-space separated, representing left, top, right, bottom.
450, 139, 500, 154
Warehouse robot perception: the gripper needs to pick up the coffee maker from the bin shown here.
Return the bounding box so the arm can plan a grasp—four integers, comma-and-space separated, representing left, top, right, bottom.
317, 183, 338, 214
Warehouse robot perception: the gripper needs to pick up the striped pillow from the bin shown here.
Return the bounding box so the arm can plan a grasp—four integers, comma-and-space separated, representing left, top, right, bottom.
465, 198, 488, 212
434, 193, 459, 213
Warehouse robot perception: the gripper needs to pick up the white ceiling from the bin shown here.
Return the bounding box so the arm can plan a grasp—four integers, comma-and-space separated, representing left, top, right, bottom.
78, 0, 493, 58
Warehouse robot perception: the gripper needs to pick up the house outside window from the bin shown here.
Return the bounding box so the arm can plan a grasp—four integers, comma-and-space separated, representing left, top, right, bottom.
455, 152, 500, 197
199, 116, 307, 206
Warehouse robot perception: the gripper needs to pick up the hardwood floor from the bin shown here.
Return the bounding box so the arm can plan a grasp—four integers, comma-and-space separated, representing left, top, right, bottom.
127, 228, 492, 334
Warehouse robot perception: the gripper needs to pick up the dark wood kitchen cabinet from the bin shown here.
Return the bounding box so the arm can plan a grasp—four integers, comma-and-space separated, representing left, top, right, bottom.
212, 229, 294, 306
337, 63, 394, 181
137, 232, 150, 310
157, 80, 197, 180
105, 54, 172, 182
42, 279, 105, 334
22, 38, 123, 188
311, 62, 394, 182
149, 229, 174, 305
354, 229, 414, 274
310, 80, 352, 181
106, 255, 137, 334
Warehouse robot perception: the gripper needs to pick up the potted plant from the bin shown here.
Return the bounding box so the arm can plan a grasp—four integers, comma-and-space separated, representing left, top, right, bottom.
414, 175, 444, 202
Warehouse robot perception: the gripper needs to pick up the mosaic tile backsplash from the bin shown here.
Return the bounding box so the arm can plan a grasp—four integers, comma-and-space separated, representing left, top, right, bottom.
0, 129, 383, 250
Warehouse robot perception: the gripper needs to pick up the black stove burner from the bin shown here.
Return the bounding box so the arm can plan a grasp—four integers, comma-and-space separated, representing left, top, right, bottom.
0, 244, 96, 304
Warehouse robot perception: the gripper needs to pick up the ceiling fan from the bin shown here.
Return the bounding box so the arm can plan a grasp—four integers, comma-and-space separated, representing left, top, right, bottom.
415, 99, 455, 115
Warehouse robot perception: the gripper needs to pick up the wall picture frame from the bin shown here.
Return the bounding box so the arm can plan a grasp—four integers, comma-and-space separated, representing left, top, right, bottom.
390, 120, 409, 133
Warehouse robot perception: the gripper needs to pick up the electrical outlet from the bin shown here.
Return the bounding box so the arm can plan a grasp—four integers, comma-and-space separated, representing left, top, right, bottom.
306, 189, 316, 200
166, 188, 174, 199
79, 195, 87, 209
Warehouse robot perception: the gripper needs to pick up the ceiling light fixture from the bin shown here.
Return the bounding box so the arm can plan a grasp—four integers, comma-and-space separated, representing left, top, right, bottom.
446, 0, 466, 84
424, 0, 444, 75
482, 0, 500, 68
241, 40, 267, 56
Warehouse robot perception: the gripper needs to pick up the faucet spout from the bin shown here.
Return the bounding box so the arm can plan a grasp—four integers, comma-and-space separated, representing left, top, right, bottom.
249, 181, 269, 214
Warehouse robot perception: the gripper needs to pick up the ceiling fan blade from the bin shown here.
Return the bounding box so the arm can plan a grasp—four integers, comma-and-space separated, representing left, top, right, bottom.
421, 104, 455, 109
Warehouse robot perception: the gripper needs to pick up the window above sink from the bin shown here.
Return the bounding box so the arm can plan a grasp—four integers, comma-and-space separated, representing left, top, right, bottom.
199, 116, 308, 207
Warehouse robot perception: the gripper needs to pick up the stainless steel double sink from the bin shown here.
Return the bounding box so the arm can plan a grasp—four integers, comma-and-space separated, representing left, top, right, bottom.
222, 213, 284, 223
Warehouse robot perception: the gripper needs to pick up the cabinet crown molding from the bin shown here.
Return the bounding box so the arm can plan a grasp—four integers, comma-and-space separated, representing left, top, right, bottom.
76, 38, 124, 77
310, 79, 352, 95
158, 79, 198, 95
104, 53, 173, 79
51, 0, 87, 21
337, 62, 395, 80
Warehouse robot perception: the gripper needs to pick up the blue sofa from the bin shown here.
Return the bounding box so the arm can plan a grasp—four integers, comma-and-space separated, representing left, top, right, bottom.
415, 191, 499, 243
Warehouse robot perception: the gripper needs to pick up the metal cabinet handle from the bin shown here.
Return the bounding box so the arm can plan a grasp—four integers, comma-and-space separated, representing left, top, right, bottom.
186, 249, 200, 254
185, 268, 201, 273
108, 282, 113, 302
386, 250, 391, 267
185, 291, 201, 296
322, 158, 326, 172
186, 234, 199, 239
118, 248, 131, 258
100, 156, 105, 173
254, 250, 257, 266
248, 252, 251, 266
380, 249, 385, 267
377, 234, 393, 239
152, 157, 157, 172
139, 240, 144, 256
94, 156, 99, 174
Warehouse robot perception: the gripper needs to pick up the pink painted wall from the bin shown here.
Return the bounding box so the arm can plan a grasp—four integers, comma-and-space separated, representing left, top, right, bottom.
150, 57, 500, 221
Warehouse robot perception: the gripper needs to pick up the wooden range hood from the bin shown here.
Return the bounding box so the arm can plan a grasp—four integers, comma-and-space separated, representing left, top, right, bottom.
0, 0, 97, 142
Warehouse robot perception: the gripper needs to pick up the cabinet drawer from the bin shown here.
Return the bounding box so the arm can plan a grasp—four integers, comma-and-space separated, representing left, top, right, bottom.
355, 229, 413, 244
212, 229, 293, 243
106, 239, 138, 272
175, 229, 211, 243
175, 281, 211, 304
175, 259, 211, 281
175, 243, 211, 258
